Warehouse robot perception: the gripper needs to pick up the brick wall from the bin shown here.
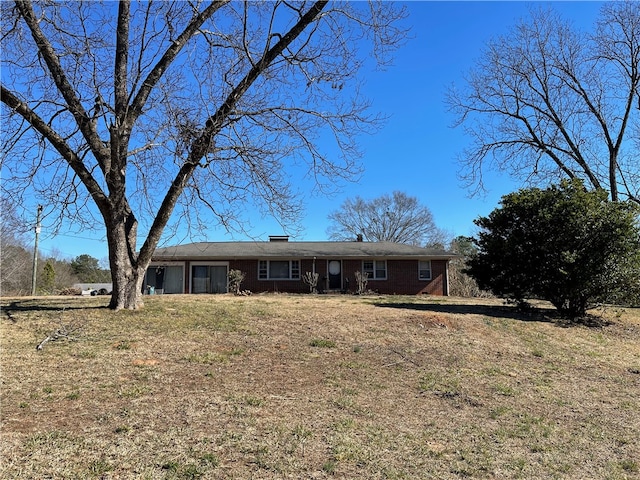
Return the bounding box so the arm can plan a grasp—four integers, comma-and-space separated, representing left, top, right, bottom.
222, 258, 448, 295
341, 259, 448, 295
229, 259, 323, 294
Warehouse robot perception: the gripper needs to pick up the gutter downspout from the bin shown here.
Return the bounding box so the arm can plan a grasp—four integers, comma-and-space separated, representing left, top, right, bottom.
445, 259, 450, 296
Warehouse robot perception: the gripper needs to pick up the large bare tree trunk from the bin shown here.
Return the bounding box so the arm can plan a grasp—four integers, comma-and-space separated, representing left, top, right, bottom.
105, 202, 147, 310
107, 231, 146, 310
109, 264, 146, 310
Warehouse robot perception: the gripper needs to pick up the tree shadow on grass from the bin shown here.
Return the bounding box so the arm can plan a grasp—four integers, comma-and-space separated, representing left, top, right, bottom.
373, 301, 559, 324
373, 300, 611, 327
1, 298, 109, 322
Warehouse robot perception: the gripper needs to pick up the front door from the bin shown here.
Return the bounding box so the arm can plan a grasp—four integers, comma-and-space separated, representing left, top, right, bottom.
328, 260, 342, 290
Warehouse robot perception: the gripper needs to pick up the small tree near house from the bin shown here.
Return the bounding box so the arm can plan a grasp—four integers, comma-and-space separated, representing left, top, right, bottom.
354, 271, 369, 295
227, 269, 246, 295
302, 271, 320, 293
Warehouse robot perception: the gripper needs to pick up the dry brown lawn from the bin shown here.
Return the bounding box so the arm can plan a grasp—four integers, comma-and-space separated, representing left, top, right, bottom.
1, 294, 639, 479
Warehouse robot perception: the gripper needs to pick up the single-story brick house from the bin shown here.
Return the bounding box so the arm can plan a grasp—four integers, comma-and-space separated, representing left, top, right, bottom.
144, 236, 456, 295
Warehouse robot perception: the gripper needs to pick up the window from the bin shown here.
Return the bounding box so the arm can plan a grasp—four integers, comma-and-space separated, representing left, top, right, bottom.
291, 260, 300, 279
269, 261, 290, 279
258, 260, 300, 280
145, 265, 184, 294
258, 260, 268, 279
191, 264, 228, 293
419, 260, 432, 280
363, 260, 387, 280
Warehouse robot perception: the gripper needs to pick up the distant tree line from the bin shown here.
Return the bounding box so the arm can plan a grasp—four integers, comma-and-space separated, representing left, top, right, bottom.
1, 198, 109, 295
0, 244, 110, 296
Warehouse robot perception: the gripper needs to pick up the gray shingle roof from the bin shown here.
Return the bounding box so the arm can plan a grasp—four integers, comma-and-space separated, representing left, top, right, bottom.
151, 241, 455, 260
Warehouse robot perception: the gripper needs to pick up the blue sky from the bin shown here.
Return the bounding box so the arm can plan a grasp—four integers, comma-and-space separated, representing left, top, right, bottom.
35, 1, 604, 261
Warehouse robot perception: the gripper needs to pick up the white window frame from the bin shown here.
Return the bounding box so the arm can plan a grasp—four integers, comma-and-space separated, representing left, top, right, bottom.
258, 260, 301, 280
419, 260, 432, 280
362, 260, 387, 280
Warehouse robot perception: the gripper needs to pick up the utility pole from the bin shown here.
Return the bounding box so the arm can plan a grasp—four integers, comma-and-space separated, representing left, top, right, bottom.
31, 205, 43, 296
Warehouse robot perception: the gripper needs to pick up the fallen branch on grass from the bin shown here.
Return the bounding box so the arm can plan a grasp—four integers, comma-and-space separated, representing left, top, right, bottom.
383, 347, 422, 367
36, 309, 83, 350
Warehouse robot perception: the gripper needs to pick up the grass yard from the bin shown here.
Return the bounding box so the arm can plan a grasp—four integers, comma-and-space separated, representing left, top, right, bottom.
1, 294, 639, 479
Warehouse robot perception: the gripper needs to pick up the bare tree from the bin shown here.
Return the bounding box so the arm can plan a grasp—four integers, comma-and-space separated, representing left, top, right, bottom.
447, 2, 640, 204
327, 191, 445, 246
302, 271, 319, 293
227, 269, 246, 295
0, 244, 32, 295
1, 1, 407, 309
447, 236, 486, 298
0, 196, 32, 295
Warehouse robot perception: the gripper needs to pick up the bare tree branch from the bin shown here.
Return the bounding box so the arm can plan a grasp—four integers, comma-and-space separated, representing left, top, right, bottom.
327, 191, 445, 247
447, 4, 640, 203
1, 1, 408, 309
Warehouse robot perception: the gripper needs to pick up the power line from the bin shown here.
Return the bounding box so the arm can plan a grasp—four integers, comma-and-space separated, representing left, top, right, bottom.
49, 233, 108, 242
38, 246, 94, 259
